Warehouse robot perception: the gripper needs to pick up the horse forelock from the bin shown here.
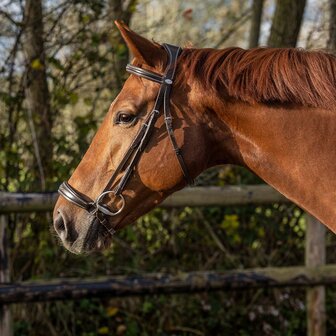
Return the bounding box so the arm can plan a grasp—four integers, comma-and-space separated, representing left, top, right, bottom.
177, 46, 336, 109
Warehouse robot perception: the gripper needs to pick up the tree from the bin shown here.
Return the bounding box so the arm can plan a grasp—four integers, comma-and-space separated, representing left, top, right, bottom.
267, 0, 306, 47
109, 0, 137, 89
23, 0, 53, 190
249, 0, 264, 48
328, 0, 336, 51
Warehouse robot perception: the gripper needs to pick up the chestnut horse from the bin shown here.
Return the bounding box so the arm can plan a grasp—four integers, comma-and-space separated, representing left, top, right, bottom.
53, 21, 336, 253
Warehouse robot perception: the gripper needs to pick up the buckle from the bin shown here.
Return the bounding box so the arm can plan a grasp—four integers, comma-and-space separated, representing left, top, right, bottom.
95, 191, 125, 216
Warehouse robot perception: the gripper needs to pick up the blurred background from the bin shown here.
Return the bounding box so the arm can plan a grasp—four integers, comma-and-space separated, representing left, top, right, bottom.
1, 0, 336, 335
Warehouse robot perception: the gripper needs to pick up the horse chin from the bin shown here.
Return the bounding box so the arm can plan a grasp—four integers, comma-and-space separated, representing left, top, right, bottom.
66, 233, 113, 255
61, 217, 114, 254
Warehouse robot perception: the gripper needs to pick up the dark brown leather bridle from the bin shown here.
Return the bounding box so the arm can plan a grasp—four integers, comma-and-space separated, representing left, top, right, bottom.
58, 43, 193, 235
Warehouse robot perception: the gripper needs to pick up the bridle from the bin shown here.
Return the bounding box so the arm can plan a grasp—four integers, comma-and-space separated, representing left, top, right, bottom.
58, 43, 193, 235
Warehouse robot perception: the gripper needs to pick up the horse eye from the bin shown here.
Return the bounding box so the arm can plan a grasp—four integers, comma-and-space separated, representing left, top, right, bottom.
115, 112, 136, 125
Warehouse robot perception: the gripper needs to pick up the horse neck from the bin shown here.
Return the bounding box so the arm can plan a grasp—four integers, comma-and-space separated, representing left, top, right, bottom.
204, 97, 336, 232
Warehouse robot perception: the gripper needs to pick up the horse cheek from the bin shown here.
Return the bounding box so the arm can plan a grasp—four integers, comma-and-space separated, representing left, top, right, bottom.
137, 151, 182, 191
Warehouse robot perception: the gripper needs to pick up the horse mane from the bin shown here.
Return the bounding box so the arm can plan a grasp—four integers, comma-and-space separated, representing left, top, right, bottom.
179, 47, 336, 109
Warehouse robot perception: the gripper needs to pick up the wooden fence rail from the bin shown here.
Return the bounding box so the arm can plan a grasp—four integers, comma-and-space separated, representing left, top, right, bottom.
0, 185, 328, 336
1, 266, 336, 304
0, 185, 290, 214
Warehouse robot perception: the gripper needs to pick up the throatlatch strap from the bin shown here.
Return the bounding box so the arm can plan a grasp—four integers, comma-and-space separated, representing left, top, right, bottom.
162, 44, 194, 185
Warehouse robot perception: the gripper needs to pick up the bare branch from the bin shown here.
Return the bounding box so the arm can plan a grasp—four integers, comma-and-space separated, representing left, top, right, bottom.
215, 8, 251, 49
0, 9, 22, 26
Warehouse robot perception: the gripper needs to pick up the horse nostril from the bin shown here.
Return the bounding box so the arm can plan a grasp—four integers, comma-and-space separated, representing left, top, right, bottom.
54, 212, 66, 235
54, 211, 79, 244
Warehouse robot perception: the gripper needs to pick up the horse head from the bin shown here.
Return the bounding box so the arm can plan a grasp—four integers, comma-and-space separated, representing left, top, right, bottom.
53, 22, 210, 253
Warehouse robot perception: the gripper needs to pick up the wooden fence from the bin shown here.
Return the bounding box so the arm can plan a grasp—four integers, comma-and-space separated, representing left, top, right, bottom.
0, 185, 328, 336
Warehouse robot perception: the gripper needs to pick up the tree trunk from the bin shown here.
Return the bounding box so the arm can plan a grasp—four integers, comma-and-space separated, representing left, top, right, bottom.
328, 0, 336, 51
249, 0, 264, 48
109, 0, 137, 90
23, 0, 53, 190
267, 0, 306, 47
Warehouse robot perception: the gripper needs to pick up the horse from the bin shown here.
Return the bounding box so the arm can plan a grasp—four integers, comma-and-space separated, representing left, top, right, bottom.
53, 21, 336, 254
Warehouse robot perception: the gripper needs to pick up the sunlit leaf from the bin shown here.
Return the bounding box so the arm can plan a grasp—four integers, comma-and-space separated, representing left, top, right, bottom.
106, 306, 119, 317
97, 326, 109, 334
31, 59, 43, 70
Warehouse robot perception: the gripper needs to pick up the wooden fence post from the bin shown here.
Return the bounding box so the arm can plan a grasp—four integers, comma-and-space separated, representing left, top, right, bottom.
0, 215, 12, 336
305, 214, 326, 336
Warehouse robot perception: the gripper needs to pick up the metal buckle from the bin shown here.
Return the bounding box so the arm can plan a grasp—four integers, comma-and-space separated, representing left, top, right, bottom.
95, 190, 125, 216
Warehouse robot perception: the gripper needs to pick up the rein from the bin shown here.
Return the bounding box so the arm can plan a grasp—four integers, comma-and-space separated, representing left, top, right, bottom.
58, 43, 193, 235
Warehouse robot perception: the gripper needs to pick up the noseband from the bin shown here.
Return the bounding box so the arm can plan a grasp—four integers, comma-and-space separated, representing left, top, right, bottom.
58, 43, 193, 235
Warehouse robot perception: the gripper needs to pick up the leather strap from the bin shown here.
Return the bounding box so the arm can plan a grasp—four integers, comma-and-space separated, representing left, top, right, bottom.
126, 65, 163, 84
58, 181, 94, 211
162, 44, 193, 185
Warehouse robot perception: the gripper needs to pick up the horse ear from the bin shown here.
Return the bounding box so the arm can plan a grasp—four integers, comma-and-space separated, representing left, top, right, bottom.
114, 20, 164, 67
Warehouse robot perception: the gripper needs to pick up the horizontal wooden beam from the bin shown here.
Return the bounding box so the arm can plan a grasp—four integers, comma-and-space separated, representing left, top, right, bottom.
0, 185, 290, 214
163, 185, 289, 207
1, 265, 336, 304
0, 192, 57, 214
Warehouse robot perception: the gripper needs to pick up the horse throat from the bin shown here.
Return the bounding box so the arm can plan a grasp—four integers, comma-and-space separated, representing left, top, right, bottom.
210, 101, 336, 232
